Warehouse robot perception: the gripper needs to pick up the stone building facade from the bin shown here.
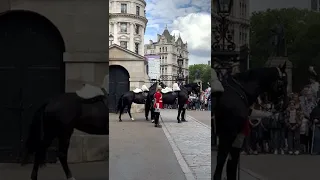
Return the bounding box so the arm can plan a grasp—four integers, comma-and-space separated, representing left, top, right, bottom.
0, 0, 109, 163
109, 0, 147, 55
144, 27, 189, 87
109, 0, 149, 113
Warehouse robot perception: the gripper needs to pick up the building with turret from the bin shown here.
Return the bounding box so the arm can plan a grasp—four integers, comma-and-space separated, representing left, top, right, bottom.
144, 27, 189, 87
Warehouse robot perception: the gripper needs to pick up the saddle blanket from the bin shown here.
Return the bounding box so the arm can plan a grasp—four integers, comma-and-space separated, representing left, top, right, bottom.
133, 85, 149, 93
76, 84, 105, 99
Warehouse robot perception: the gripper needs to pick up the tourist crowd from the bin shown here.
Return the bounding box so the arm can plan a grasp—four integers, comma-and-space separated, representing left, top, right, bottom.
187, 87, 211, 111
242, 77, 320, 155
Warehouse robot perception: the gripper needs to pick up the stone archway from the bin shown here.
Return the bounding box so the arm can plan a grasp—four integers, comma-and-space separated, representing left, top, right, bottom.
0, 10, 65, 162
109, 65, 130, 113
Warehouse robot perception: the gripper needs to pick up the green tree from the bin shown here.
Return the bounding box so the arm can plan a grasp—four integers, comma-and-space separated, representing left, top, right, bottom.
250, 8, 320, 91
188, 64, 211, 90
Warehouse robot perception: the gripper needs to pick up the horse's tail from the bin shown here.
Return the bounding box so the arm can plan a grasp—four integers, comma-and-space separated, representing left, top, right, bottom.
21, 103, 47, 166
116, 94, 124, 114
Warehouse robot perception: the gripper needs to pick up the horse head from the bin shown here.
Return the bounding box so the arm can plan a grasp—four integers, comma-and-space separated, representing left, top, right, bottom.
234, 63, 288, 108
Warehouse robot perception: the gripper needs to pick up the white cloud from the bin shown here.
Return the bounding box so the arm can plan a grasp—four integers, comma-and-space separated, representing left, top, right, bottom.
171, 13, 211, 53
144, 0, 211, 65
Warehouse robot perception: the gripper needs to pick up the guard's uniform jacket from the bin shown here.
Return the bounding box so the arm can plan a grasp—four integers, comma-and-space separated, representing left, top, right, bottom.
154, 91, 163, 109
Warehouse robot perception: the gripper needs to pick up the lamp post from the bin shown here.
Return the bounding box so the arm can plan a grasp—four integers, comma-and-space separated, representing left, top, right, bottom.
177, 54, 184, 85
109, 34, 114, 45
212, 0, 239, 148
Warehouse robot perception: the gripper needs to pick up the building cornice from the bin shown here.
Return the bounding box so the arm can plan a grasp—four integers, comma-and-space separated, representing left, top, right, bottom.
110, 13, 148, 24
109, 0, 146, 6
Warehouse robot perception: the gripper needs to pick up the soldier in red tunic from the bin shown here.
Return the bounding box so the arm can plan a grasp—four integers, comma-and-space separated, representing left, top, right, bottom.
154, 85, 163, 127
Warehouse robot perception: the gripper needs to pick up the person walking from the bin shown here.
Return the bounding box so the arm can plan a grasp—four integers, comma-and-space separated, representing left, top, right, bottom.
153, 85, 163, 128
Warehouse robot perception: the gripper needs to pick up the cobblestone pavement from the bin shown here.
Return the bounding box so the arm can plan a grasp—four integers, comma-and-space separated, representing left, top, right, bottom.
109, 113, 186, 180
186, 110, 211, 127
240, 154, 320, 180
160, 109, 211, 180
0, 162, 108, 180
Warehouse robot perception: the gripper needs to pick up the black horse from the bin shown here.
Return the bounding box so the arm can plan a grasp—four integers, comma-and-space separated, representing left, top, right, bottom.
21, 84, 108, 180
145, 82, 201, 123
213, 64, 288, 180
117, 82, 165, 121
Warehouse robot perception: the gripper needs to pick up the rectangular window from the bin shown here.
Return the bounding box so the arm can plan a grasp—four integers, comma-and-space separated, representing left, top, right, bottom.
135, 24, 140, 34
136, 6, 140, 16
135, 43, 139, 54
121, 4, 127, 13
120, 22, 127, 33
120, 41, 127, 49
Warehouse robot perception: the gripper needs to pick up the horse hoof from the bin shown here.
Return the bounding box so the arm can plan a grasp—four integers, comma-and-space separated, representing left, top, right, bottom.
131, 118, 134, 121
146, 117, 149, 121
178, 120, 181, 123
67, 177, 76, 180
182, 119, 187, 122
151, 120, 155, 123
119, 119, 122, 122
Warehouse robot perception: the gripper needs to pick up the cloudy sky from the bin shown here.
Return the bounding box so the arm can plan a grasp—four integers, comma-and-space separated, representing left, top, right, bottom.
144, 0, 211, 65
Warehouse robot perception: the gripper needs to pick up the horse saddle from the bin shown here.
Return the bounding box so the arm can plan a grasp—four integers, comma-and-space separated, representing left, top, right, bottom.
133, 88, 143, 93
172, 83, 181, 91
76, 84, 106, 99
161, 87, 173, 93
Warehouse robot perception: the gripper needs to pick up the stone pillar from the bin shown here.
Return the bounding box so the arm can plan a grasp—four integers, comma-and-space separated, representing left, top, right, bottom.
265, 57, 293, 93
114, 22, 119, 45
130, 22, 134, 51
141, 26, 144, 55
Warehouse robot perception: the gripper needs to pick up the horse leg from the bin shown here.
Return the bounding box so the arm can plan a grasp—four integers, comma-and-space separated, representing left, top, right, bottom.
177, 105, 181, 123
58, 132, 75, 180
213, 135, 231, 180
181, 105, 187, 122
226, 147, 241, 180
31, 132, 55, 180
30, 155, 40, 180
145, 102, 149, 121
151, 108, 155, 120
127, 103, 134, 121
119, 103, 125, 122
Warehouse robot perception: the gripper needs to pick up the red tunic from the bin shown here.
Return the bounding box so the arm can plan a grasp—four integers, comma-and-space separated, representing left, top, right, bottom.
154, 92, 163, 109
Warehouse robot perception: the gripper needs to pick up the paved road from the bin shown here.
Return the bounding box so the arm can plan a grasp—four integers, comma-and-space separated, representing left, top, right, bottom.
186, 110, 211, 127
161, 109, 211, 179
109, 113, 186, 180
240, 154, 320, 180
0, 162, 108, 180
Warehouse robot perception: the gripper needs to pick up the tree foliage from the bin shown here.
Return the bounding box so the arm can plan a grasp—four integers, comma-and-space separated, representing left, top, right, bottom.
188, 64, 211, 90
250, 8, 320, 91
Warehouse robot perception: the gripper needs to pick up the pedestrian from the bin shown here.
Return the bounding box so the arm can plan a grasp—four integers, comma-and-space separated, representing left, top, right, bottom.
300, 87, 317, 153
285, 100, 303, 155
208, 94, 211, 111
270, 102, 286, 155
153, 85, 163, 128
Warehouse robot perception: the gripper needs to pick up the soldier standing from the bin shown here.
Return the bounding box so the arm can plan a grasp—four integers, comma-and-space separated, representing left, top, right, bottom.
154, 85, 163, 127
